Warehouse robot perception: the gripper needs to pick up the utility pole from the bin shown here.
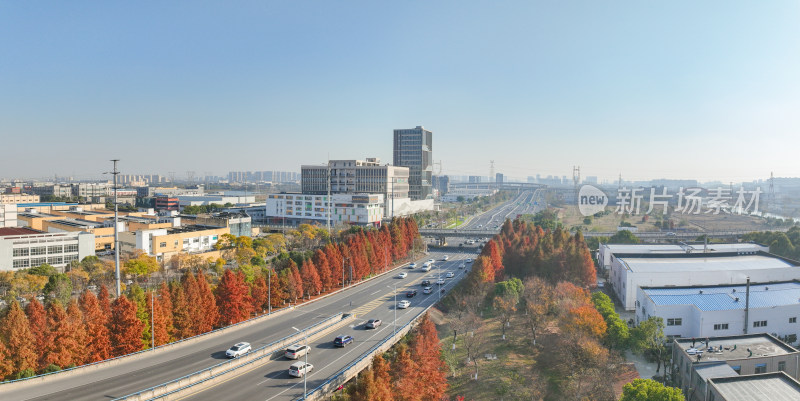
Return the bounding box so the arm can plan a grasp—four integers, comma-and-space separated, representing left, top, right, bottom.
327, 159, 331, 235
268, 268, 272, 314
111, 159, 121, 297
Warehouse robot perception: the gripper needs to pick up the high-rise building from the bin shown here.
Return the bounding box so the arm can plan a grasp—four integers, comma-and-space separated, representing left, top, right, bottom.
496, 173, 504, 184
393, 126, 433, 200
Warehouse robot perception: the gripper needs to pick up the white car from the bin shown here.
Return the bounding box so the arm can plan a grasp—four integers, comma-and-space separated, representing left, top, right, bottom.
423, 286, 433, 294
397, 300, 411, 309
427, 259, 435, 264
408, 262, 417, 269
446, 272, 454, 278
288, 361, 314, 377
436, 279, 445, 285
466, 258, 473, 263
285, 344, 310, 360
225, 342, 252, 358
441, 255, 449, 261
398, 272, 408, 279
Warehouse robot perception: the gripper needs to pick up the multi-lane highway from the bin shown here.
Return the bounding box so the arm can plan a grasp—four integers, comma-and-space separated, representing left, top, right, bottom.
0, 192, 535, 401
184, 251, 475, 401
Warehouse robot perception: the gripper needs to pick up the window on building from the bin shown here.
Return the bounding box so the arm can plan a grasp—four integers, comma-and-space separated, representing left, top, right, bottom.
64, 254, 79, 263
31, 257, 46, 266
667, 318, 682, 326
47, 256, 62, 265
13, 259, 30, 269
754, 363, 767, 374
64, 244, 78, 253
13, 248, 29, 257
754, 320, 768, 328
31, 246, 46, 256
791, 317, 797, 324
779, 361, 786, 371
732, 365, 741, 374
47, 245, 63, 254
160, 242, 167, 248
714, 323, 729, 330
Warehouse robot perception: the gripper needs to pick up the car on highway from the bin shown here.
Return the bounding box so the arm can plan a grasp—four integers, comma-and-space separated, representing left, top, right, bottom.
446, 271, 454, 278
225, 342, 252, 358
365, 319, 382, 329
408, 262, 417, 269
666, 232, 676, 236
466, 258, 473, 263
441, 255, 449, 261
427, 259, 435, 264
398, 272, 407, 279
459, 263, 465, 269
421, 280, 431, 286
288, 361, 313, 377
406, 289, 418, 297
436, 278, 446, 285
333, 335, 354, 347
397, 300, 411, 309
284, 344, 310, 360
423, 286, 433, 294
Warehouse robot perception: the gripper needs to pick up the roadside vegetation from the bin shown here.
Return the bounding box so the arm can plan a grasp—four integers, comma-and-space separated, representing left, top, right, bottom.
0, 218, 422, 381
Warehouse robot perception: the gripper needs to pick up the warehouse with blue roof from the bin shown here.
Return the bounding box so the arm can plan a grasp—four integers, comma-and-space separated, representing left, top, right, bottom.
639, 280, 800, 344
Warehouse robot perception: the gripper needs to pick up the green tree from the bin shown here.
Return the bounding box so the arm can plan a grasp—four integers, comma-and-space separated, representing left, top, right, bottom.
123, 253, 160, 280
619, 378, 684, 401
630, 317, 670, 375
43, 273, 73, 305
28, 264, 58, 277
609, 230, 640, 244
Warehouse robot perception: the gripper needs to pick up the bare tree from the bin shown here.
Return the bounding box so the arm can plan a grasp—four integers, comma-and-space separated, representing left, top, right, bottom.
522, 276, 553, 346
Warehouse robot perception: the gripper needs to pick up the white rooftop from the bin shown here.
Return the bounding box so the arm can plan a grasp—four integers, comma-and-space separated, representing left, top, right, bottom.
710, 373, 800, 401
619, 254, 793, 273
604, 243, 766, 254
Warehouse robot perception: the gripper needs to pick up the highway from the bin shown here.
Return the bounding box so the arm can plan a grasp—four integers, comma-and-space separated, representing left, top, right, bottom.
184, 251, 475, 401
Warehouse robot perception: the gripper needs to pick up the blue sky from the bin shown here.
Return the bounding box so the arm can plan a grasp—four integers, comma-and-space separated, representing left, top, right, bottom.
1, 1, 799, 182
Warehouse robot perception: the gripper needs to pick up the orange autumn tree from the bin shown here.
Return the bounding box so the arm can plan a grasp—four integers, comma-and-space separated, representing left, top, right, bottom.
216, 269, 253, 326
109, 295, 144, 355
79, 290, 113, 362
410, 314, 448, 400
195, 271, 218, 332
1, 301, 38, 375
157, 283, 175, 343
42, 301, 78, 368
563, 305, 607, 339
170, 281, 192, 339
251, 275, 268, 314
25, 298, 48, 360
0, 340, 13, 379
392, 343, 420, 401
300, 259, 322, 297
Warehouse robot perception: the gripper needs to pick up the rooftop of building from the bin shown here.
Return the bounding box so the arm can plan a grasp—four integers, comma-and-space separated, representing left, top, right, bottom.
165, 224, 224, 235
0, 227, 44, 236
709, 372, 800, 401
17, 212, 60, 218
644, 280, 800, 311
603, 242, 767, 254
675, 334, 797, 362
48, 218, 104, 229
618, 252, 796, 273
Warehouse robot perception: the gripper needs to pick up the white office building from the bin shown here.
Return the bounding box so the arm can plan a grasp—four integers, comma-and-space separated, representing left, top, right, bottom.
599, 243, 769, 271
266, 193, 384, 227
0, 227, 95, 272
0, 203, 17, 228
610, 251, 800, 311
639, 281, 800, 344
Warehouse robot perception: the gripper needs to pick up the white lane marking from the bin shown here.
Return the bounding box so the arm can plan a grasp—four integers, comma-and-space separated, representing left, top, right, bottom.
370, 290, 381, 295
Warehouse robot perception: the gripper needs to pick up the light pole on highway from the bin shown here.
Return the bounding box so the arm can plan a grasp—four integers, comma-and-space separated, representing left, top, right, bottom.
267, 268, 272, 315
387, 284, 397, 336
292, 326, 309, 400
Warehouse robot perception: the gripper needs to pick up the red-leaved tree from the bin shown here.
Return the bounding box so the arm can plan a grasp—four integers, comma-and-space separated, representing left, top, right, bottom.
109, 295, 144, 356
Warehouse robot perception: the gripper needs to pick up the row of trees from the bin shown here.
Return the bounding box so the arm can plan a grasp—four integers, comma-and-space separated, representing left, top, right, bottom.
467, 219, 596, 288
346, 314, 448, 401
440, 217, 682, 400
0, 218, 422, 381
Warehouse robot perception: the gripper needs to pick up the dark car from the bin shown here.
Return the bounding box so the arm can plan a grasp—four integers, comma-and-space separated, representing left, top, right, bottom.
421, 280, 431, 287
334, 335, 354, 347
406, 289, 418, 297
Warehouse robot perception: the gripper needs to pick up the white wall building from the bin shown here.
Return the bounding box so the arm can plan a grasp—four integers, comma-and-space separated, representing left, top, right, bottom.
611, 252, 800, 311
638, 281, 800, 344
0, 204, 17, 228
598, 243, 769, 271
0, 227, 95, 271
177, 195, 255, 207
266, 193, 384, 226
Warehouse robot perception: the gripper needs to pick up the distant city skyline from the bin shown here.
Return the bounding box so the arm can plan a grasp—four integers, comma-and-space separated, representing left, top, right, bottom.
2, 1, 799, 182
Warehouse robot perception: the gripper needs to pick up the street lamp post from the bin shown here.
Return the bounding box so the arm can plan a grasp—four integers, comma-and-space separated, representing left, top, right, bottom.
267, 268, 271, 315
292, 326, 309, 400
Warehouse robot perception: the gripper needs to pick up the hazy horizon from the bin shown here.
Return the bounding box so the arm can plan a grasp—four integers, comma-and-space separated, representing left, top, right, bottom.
2, 1, 799, 182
